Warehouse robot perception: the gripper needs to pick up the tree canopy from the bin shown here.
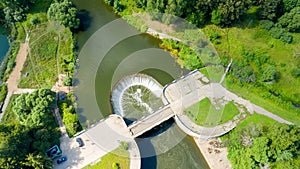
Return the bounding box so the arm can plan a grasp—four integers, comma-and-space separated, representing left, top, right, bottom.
224, 123, 300, 169
12, 89, 56, 127
47, 0, 80, 29
0, 89, 60, 168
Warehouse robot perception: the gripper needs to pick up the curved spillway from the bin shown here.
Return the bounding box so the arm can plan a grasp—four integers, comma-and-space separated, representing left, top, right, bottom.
111, 74, 163, 117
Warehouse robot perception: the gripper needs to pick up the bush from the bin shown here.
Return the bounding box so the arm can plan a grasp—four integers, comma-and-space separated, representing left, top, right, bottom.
269, 27, 293, 43
63, 76, 72, 86
0, 84, 8, 104
260, 65, 278, 82
112, 162, 120, 169
269, 27, 284, 39
291, 68, 300, 78
260, 20, 274, 30
279, 31, 293, 43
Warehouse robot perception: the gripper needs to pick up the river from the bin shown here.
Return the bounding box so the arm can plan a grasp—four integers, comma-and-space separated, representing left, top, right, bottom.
72, 0, 209, 168
0, 35, 9, 63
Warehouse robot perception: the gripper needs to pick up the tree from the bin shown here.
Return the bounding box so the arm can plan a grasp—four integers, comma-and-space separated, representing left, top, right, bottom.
22, 153, 52, 169
249, 137, 270, 163
47, 0, 80, 29
277, 7, 300, 32
12, 89, 55, 127
62, 110, 79, 136
257, 0, 284, 21
283, 0, 300, 12
215, 0, 251, 26
0, 0, 29, 24
211, 9, 221, 25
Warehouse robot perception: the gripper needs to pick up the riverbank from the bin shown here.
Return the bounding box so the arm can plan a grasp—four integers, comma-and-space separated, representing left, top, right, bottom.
195, 138, 232, 169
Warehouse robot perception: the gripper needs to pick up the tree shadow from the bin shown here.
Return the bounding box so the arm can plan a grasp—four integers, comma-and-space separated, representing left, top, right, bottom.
77, 10, 92, 32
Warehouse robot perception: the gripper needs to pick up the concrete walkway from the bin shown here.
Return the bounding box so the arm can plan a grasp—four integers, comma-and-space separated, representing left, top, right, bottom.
53, 115, 140, 169
163, 71, 293, 139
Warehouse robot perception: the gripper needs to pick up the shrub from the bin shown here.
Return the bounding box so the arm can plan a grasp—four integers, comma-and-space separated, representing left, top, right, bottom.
260, 20, 274, 30
63, 76, 72, 86
260, 65, 278, 82
279, 31, 293, 43
269, 27, 284, 39
269, 27, 293, 43
112, 162, 120, 169
291, 68, 300, 78
0, 84, 8, 104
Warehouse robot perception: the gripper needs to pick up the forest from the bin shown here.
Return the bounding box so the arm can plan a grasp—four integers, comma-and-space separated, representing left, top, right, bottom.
0, 89, 60, 169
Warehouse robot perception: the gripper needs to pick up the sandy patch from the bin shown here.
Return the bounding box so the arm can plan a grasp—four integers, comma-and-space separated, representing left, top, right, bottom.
195, 137, 232, 169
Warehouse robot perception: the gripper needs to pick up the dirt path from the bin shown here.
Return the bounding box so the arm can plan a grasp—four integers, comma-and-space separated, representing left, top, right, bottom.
0, 34, 34, 121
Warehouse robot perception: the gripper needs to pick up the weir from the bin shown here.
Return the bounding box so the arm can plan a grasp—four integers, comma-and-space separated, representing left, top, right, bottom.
111, 74, 163, 117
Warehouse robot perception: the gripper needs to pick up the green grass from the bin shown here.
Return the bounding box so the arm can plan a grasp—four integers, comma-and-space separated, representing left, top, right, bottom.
236, 113, 278, 129
199, 65, 224, 83
1, 94, 19, 124
203, 24, 300, 100
184, 97, 240, 127
83, 145, 130, 169
224, 79, 300, 125
18, 21, 75, 88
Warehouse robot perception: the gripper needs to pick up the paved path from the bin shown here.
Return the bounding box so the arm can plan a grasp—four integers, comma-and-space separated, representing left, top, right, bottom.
53, 115, 140, 169
147, 28, 181, 41
165, 71, 292, 138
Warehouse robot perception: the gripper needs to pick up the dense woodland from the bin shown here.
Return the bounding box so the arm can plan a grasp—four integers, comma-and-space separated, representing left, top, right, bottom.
106, 0, 300, 43
223, 121, 300, 168
0, 0, 81, 168
0, 89, 60, 169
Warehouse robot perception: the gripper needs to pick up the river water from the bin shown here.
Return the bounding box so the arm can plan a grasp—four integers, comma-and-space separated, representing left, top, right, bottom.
72, 0, 209, 168
0, 35, 9, 62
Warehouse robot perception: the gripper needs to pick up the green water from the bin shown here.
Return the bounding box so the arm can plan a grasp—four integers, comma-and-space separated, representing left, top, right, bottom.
72, 0, 209, 168
0, 35, 9, 62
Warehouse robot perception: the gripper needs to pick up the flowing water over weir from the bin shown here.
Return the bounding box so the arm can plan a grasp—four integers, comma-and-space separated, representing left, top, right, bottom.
72, 0, 209, 168
111, 74, 164, 119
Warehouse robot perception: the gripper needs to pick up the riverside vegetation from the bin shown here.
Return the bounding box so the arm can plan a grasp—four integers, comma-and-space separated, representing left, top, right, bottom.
104, 0, 300, 168
0, 0, 84, 168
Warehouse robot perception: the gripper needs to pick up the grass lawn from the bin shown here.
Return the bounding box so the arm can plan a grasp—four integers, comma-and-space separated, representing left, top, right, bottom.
236, 112, 278, 129
184, 97, 240, 127
1, 94, 19, 124
199, 65, 224, 83
83, 145, 130, 169
202, 17, 300, 125
18, 20, 74, 88
224, 80, 300, 125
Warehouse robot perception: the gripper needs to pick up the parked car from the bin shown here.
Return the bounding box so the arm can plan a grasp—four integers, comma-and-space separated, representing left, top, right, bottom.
76, 137, 84, 147
57, 156, 67, 164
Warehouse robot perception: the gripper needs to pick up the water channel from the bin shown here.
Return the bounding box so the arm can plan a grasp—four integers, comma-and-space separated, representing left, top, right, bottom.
72, 0, 210, 168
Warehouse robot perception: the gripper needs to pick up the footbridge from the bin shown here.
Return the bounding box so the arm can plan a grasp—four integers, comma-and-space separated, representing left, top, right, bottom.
128, 105, 175, 137
127, 69, 202, 138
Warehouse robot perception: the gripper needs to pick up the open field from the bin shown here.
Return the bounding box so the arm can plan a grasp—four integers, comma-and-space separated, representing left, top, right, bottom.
19, 20, 75, 89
